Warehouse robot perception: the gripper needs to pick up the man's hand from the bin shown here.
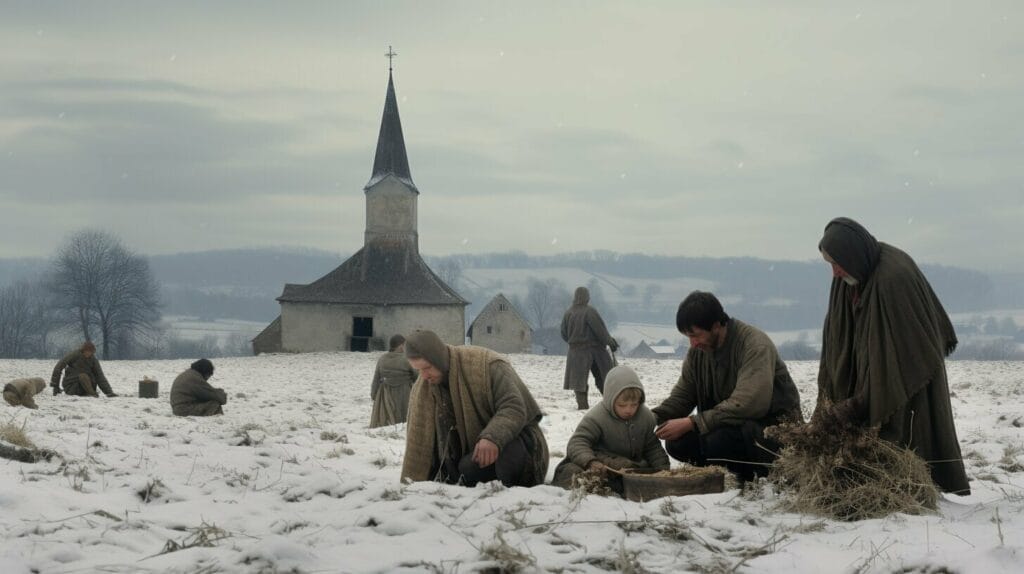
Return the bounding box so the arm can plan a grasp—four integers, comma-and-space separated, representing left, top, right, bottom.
472, 438, 500, 468
654, 417, 696, 440
587, 460, 606, 472
609, 338, 619, 352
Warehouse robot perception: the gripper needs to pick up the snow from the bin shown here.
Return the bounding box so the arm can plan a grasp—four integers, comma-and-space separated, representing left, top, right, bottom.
1, 354, 1022, 573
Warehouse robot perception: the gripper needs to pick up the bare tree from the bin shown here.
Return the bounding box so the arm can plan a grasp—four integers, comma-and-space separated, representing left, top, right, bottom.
50, 230, 161, 359
0, 279, 56, 358
524, 278, 570, 329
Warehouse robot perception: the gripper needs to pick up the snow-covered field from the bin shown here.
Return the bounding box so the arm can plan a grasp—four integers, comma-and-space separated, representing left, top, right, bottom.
1, 354, 1022, 573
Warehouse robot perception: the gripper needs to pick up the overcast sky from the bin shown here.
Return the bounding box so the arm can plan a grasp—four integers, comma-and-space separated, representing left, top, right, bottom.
1, 1, 1021, 272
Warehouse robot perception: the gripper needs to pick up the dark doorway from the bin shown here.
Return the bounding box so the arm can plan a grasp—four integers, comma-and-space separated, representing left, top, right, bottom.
351, 317, 373, 352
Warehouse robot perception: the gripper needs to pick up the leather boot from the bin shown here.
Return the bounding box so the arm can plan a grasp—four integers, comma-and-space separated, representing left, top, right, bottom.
575, 391, 589, 410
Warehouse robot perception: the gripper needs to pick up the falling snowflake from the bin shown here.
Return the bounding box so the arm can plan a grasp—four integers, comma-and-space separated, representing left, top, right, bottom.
620, 173, 627, 179
913, 149, 920, 157
551, 238, 558, 245
169, 54, 177, 62
907, 217, 914, 224
461, 238, 469, 245
58, 112, 65, 119
737, 162, 744, 169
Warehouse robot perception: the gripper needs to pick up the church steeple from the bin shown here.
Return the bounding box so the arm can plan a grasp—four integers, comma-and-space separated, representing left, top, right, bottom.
363, 49, 420, 249
366, 65, 417, 192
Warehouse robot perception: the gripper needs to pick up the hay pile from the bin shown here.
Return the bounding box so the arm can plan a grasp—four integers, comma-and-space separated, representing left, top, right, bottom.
1, 421, 36, 449
632, 465, 727, 479
766, 404, 938, 521
571, 467, 616, 497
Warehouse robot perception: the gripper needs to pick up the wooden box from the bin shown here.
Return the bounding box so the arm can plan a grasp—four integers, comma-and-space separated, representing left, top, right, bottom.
617, 467, 725, 502
138, 379, 159, 398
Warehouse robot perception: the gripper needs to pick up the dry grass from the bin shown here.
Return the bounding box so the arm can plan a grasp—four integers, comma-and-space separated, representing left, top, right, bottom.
0, 421, 35, 449
570, 467, 616, 498
767, 403, 938, 521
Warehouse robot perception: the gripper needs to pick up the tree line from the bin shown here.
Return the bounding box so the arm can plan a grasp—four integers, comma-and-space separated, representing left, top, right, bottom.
0, 230, 230, 360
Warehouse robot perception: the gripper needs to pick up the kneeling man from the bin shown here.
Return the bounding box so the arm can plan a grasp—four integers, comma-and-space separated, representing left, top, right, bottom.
401, 330, 549, 487
653, 291, 803, 481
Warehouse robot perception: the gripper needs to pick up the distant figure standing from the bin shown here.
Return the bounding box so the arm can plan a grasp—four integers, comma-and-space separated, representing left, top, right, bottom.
51, 341, 118, 397
3, 377, 47, 409
369, 334, 418, 428
561, 286, 618, 409
816, 217, 970, 495
170, 359, 226, 416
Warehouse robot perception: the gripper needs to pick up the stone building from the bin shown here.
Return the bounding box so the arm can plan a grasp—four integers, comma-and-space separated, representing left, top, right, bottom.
466, 293, 532, 354
253, 66, 467, 353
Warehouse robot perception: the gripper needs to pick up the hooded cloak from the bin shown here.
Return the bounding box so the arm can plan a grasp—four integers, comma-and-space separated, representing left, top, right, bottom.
817, 217, 969, 494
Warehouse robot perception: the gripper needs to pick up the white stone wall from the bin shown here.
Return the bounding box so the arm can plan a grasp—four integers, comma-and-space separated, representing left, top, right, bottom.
281, 302, 465, 353
469, 308, 532, 354
364, 177, 417, 246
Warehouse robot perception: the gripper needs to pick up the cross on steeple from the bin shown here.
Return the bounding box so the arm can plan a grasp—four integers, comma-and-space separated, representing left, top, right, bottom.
385, 46, 397, 71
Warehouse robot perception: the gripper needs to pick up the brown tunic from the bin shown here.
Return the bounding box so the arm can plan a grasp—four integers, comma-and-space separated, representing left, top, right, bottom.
652, 319, 802, 432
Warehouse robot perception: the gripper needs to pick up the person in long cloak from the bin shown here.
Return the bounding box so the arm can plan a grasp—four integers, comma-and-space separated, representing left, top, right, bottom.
817, 217, 970, 495
369, 334, 418, 428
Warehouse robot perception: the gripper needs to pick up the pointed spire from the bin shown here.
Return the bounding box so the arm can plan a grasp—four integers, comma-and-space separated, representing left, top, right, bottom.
366, 68, 416, 191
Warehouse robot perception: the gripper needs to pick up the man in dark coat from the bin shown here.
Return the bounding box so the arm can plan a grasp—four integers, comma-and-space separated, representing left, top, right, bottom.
652, 291, 802, 481
561, 286, 619, 409
401, 330, 549, 488
170, 359, 226, 416
51, 341, 118, 397
817, 217, 970, 495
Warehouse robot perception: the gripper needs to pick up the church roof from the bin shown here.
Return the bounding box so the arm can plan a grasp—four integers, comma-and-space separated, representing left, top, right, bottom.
278, 240, 467, 306
365, 71, 418, 192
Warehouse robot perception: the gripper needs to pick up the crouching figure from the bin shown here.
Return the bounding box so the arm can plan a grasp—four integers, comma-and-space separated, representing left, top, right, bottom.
170, 359, 226, 416
552, 365, 669, 488
3, 377, 47, 409
401, 330, 549, 487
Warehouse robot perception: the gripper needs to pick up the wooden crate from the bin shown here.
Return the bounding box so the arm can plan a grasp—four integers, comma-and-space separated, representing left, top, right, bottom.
616, 468, 725, 501
138, 379, 159, 398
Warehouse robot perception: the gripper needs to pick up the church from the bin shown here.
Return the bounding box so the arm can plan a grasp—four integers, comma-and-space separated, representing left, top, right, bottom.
253, 60, 467, 354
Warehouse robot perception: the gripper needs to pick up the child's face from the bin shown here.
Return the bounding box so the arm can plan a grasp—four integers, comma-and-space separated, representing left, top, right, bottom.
613, 395, 640, 420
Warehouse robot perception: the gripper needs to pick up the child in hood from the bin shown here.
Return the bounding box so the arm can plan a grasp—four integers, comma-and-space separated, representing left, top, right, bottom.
552, 365, 670, 488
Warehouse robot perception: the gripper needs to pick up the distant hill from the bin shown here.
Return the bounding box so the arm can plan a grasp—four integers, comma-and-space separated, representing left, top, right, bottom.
3, 248, 1019, 330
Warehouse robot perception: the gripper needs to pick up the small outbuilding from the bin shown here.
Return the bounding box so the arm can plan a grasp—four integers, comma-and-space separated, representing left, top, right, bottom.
466, 294, 532, 354
628, 340, 679, 359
